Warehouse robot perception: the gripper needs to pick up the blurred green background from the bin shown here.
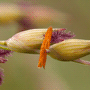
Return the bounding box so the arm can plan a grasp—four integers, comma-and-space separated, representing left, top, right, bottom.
0, 0, 90, 90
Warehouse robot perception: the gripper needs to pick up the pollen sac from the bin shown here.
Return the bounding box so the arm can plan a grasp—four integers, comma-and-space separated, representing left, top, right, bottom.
47, 39, 90, 61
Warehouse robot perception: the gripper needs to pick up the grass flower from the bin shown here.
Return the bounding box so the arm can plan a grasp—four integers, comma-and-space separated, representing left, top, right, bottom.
1, 27, 90, 69
0, 27, 90, 85
0, 27, 74, 67
0, 27, 90, 69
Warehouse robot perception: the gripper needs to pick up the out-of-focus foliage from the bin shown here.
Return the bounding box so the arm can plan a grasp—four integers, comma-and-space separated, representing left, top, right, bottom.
0, 1, 70, 31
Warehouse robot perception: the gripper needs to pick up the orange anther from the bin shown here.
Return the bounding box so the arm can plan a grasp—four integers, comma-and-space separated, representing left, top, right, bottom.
38, 27, 52, 68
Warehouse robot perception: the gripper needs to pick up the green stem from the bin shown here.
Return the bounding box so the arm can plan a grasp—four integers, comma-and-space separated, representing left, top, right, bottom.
0, 46, 10, 50
0, 41, 7, 46
0, 41, 10, 50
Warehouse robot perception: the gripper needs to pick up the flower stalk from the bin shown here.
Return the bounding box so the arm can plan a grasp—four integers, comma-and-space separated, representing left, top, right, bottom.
0, 41, 10, 50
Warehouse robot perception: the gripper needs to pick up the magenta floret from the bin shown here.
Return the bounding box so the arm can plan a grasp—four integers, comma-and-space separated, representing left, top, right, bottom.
51, 29, 75, 43
0, 49, 12, 63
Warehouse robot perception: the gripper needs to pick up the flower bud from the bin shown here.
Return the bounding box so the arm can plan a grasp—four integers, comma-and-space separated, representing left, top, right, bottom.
47, 39, 90, 61
6, 28, 62, 54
